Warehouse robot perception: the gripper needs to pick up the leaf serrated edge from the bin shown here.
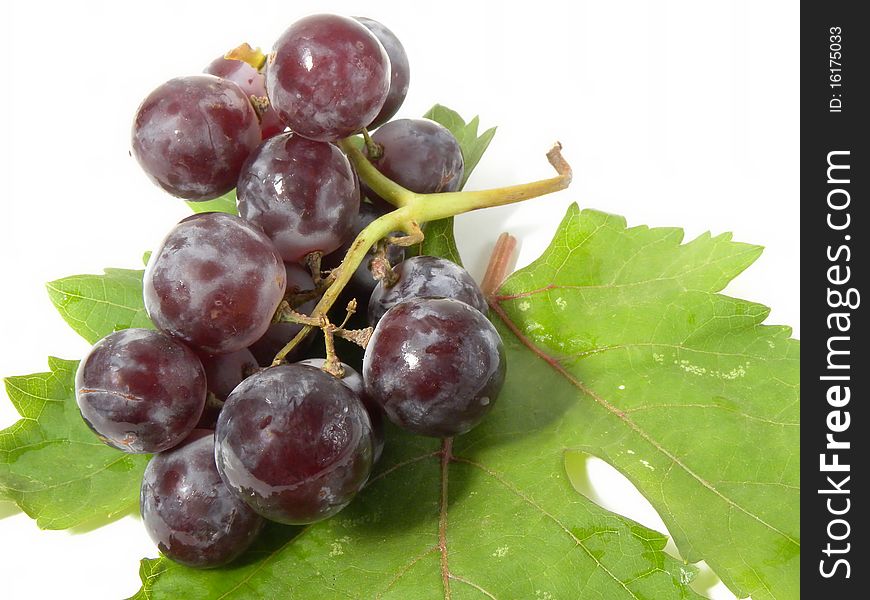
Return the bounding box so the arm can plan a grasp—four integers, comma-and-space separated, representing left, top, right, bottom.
491, 204, 800, 599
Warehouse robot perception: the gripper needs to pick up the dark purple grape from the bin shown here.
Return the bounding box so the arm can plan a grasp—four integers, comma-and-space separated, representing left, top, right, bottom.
368, 255, 488, 324
257, 105, 287, 139
196, 349, 259, 428
249, 263, 317, 366
265, 14, 390, 141
237, 133, 360, 262
354, 17, 410, 128
322, 202, 405, 308
215, 364, 374, 524
363, 118, 464, 207
364, 298, 505, 437
198, 348, 259, 401
144, 213, 286, 355
75, 329, 206, 453
141, 430, 263, 568
204, 55, 284, 139
248, 321, 314, 368
299, 358, 384, 463
131, 75, 261, 200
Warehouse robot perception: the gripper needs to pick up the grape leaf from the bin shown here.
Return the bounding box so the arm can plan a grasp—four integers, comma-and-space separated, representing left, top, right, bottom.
0, 358, 149, 529
130, 208, 761, 600
488, 206, 800, 600
132, 435, 701, 600
46, 268, 152, 344
413, 105, 497, 265
415, 220, 464, 267
186, 189, 238, 215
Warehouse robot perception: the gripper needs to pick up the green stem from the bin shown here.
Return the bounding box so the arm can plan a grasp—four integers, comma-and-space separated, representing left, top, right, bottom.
337, 138, 413, 208
271, 211, 404, 366
313, 211, 407, 315
272, 141, 572, 366
338, 139, 572, 222
271, 324, 312, 365
361, 128, 383, 160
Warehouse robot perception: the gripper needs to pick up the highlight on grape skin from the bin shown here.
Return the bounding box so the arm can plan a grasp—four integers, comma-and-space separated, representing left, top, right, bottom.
143, 212, 287, 355
265, 14, 391, 141
368, 255, 488, 325
75, 328, 207, 453
364, 297, 506, 438
236, 133, 360, 262
131, 75, 261, 201
140, 430, 264, 568
214, 364, 375, 525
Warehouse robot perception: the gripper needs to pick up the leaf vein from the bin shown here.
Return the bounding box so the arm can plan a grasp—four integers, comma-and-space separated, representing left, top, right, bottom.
490, 299, 800, 550
454, 456, 642, 600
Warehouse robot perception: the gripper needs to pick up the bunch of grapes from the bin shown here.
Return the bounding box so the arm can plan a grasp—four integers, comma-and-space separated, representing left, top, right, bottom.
76, 13, 508, 568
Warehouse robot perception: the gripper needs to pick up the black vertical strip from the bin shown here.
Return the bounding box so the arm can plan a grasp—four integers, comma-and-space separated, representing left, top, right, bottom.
802, 2, 867, 595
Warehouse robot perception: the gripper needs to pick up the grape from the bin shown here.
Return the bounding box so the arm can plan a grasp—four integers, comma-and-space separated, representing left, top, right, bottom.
204, 55, 284, 139
257, 105, 287, 139
144, 213, 286, 355
131, 75, 261, 200
299, 358, 384, 463
237, 133, 360, 262
322, 202, 405, 310
215, 364, 374, 524
196, 349, 259, 428
354, 17, 410, 129
363, 118, 464, 207
363, 298, 505, 437
368, 255, 488, 324
75, 329, 206, 453
249, 262, 317, 366
199, 348, 259, 401
265, 14, 390, 141
141, 430, 263, 568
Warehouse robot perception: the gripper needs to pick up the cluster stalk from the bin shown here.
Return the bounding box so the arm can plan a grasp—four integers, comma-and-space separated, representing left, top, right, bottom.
271, 140, 572, 366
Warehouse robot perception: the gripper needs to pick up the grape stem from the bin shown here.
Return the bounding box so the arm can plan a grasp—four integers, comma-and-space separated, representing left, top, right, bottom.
273, 299, 372, 374
270, 140, 572, 366
370, 242, 399, 287
224, 43, 267, 70
361, 128, 383, 160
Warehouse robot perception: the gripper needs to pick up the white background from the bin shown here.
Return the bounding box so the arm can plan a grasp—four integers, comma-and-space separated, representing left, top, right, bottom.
0, 1, 798, 598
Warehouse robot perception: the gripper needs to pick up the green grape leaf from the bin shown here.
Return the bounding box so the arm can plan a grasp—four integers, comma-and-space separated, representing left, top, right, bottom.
186, 189, 238, 215
133, 433, 701, 600
132, 206, 801, 600
413, 105, 497, 265
0, 358, 149, 529
415, 220, 464, 266
46, 268, 153, 344
488, 206, 799, 600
